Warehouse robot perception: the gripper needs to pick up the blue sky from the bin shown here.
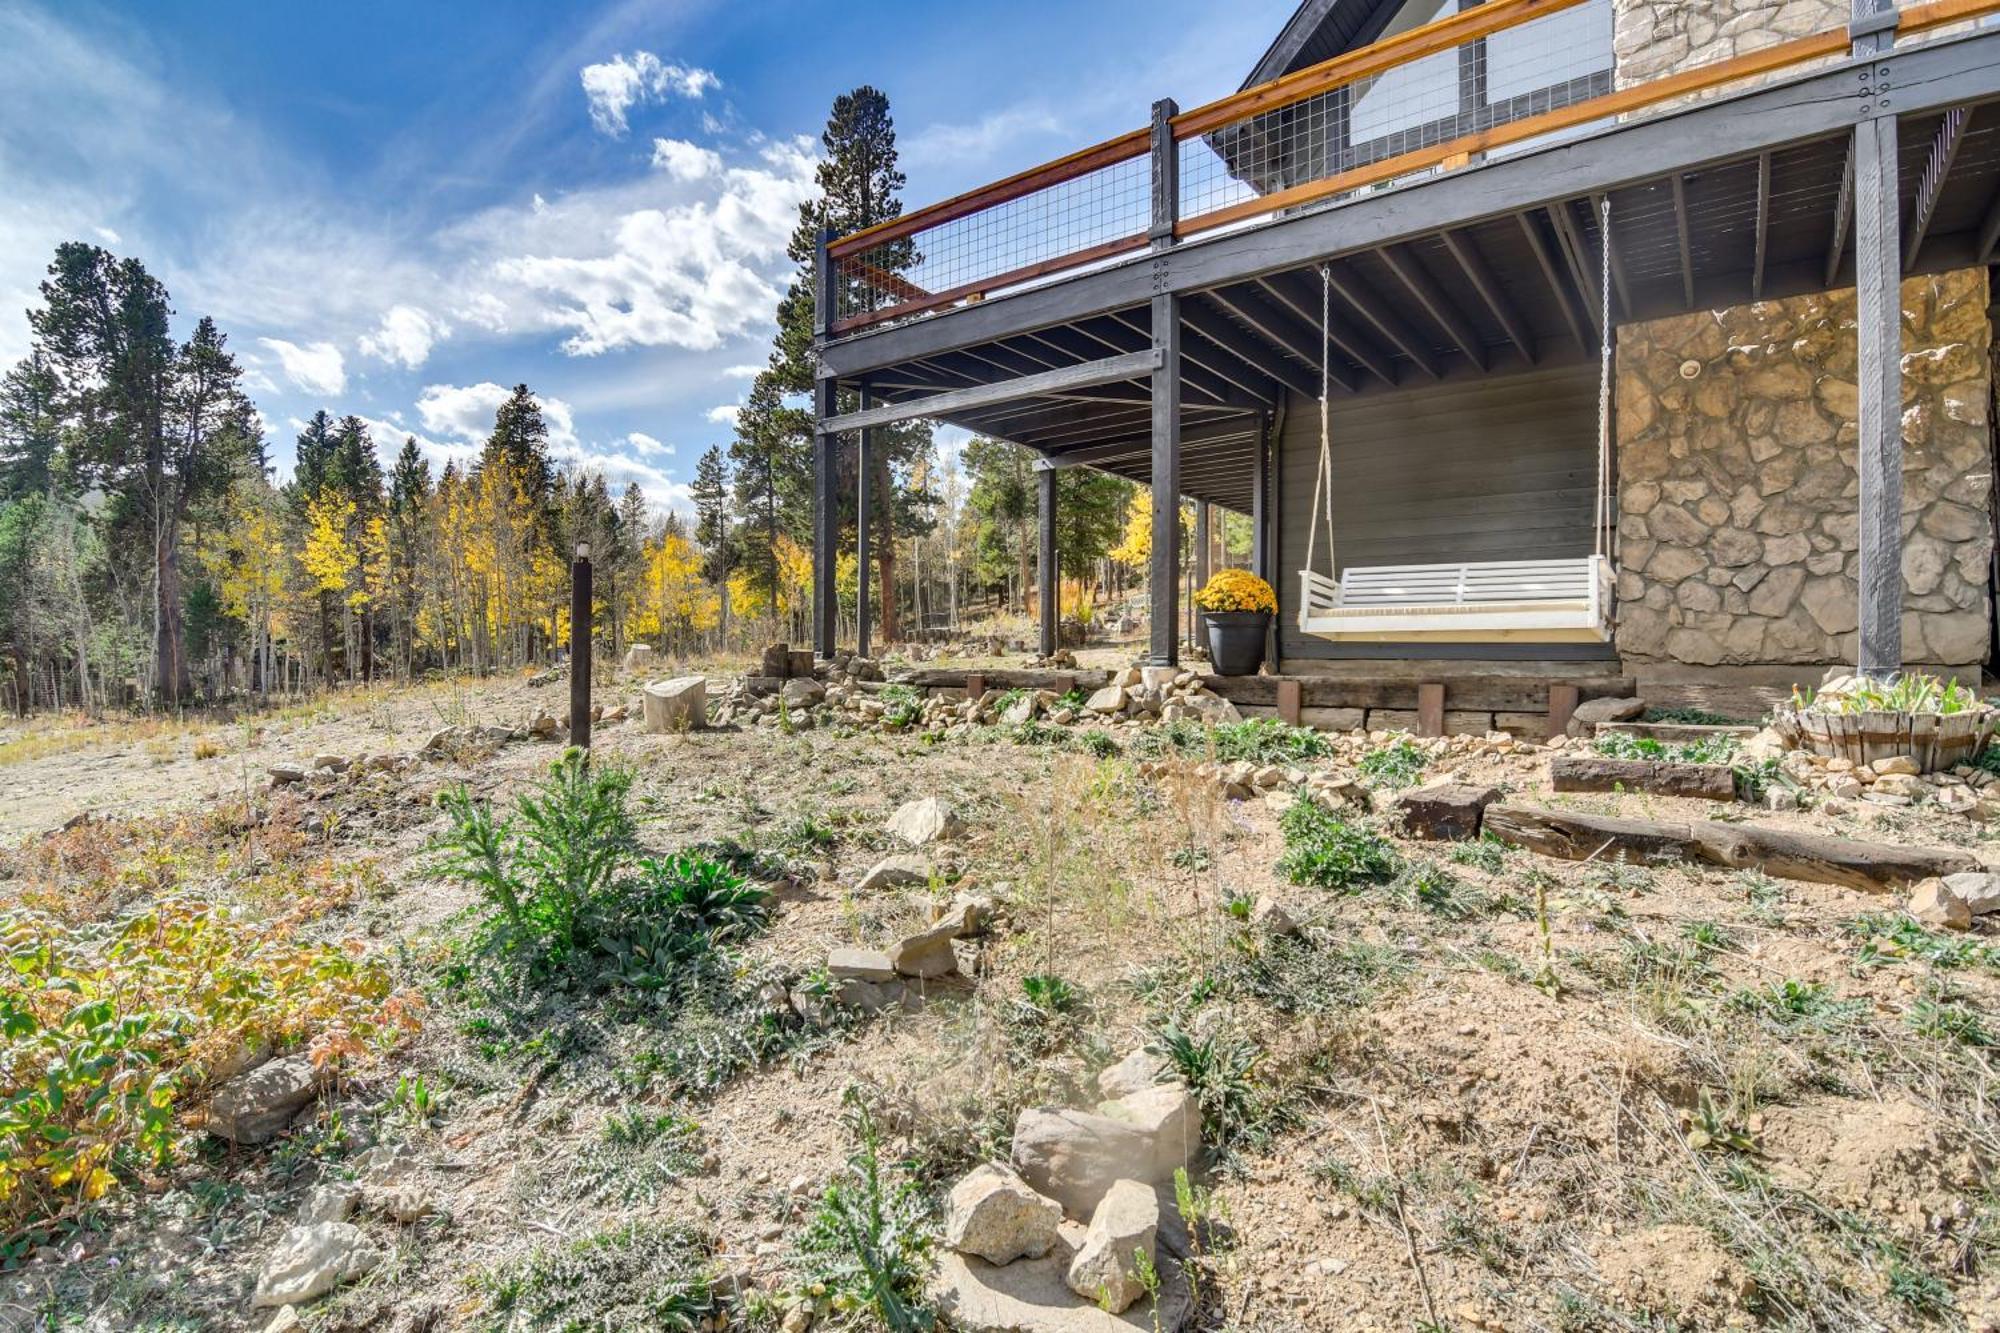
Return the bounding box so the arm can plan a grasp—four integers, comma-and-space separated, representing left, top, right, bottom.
1, 0, 1293, 511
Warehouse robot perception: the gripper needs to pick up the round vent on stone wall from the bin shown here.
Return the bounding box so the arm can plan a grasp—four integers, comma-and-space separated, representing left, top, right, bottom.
1678, 360, 1703, 380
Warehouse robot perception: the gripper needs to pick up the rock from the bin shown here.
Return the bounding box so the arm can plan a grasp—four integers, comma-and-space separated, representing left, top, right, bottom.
419, 727, 454, 755
888, 921, 960, 979
1935, 785, 1978, 816
856, 854, 933, 893
1940, 871, 2000, 917
836, 978, 885, 1013
1086, 686, 1126, 715
1565, 697, 1645, 737
828, 948, 897, 983
368, 1179, 433, 1223
1012, 1109, 1162, 1218
781, 676, 825, 709
1002, 695, 1038, 725
209, 1054, 318, 1145
643, 675, 708, 732
297, 1183, 360, 1225
931, 1225, 1194, 1333
1249, 896, 1297, 936
1096, 1085, 1202, 1180
1066, 1180, 1160, 1313
1874, 755, 1922, 777
887, 797, 965, 846
931, 893, 995, 937
526, 711, 562, 740
1096, 1050, 1168, 1100
268, 763, 307, 786
945, 1164, 1064, 1265
1872, 773, 1928, 801
1183, 694, 1241, 725
1908, 877, 1972, 931
1396, 783, 1500, 841
1765, 787, 1800, 813
252, 1223, 381, 1308
262, 1309, 303, 1333
311, 753, 349, 773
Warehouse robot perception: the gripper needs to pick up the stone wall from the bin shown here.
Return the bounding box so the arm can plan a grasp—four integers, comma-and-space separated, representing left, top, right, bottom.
1613, 0, 1844, 90
1613, 271, 1994, 669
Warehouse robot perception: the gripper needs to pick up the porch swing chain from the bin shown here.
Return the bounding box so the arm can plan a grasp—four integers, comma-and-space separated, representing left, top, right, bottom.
1595, 196, 1614, 562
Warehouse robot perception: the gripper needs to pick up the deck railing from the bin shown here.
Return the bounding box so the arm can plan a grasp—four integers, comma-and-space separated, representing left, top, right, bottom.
824, 0, 1999, 337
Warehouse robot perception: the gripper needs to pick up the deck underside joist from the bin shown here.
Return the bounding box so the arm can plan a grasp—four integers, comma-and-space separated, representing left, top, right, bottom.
823, 27, 2000, 515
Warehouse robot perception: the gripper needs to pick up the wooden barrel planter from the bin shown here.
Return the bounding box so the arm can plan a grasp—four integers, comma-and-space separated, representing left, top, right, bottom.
1773, 703, 1995, 772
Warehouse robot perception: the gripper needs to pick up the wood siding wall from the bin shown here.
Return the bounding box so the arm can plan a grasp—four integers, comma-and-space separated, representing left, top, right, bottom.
1275, 361, 1613, 661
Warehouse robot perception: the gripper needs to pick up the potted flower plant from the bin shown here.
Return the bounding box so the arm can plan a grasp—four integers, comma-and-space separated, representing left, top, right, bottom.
1193, 569, 1277, 676
1773, 671, 1995, 772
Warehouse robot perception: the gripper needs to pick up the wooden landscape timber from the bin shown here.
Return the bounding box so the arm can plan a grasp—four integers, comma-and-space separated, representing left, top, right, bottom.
893, 668, 1114, 691
1595, 721, 1760, 744
1483, 804, 1980, 892
1548, 755, 1739, 802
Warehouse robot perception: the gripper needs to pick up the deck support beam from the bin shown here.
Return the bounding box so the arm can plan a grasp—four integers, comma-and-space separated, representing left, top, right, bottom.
1853, 0, 1903, 677
1038, 463, 1058, 659
856, 387, 873, 660
1151, 295, 1183, 666
813, 378, 838, 659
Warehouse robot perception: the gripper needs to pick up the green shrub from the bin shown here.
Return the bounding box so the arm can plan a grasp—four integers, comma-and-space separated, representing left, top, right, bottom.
0, 899, 416, 1245
1357, 737, 1428, 789
1210, 719, 1331, 765
793, 1095, 935, 1331
1591, 731, 1739, 765
878, 685, 924, 729
1278, 798, 1398, 889
1148, 1020, 1259, 1141
477, 1220, 715, 1330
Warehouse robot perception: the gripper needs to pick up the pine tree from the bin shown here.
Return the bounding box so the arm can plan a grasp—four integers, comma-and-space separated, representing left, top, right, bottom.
690, 444, 736, 633
387, 436, 431, 675
0, 353, 62, 501
292, 411, 338, 503
729, 373, 810, 605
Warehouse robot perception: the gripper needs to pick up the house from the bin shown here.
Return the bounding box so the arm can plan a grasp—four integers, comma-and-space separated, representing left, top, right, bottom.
809, 0, 2000, 729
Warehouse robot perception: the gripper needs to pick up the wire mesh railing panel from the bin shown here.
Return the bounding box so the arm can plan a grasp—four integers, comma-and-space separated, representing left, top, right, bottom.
1178, 0, 1613, 230
830, 150, 1151, 328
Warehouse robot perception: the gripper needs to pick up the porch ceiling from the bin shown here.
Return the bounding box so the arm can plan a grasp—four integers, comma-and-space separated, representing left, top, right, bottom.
844, 36, 2000, 516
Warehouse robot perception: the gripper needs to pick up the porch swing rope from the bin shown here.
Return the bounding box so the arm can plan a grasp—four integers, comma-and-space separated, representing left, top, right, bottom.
1304, 263, 1335, 586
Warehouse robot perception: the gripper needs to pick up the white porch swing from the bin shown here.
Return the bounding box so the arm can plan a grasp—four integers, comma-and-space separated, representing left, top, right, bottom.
1296, 201, 1616, 645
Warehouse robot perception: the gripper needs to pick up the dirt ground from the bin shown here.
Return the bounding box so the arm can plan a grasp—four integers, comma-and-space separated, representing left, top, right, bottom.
3, 662, 1998, 1333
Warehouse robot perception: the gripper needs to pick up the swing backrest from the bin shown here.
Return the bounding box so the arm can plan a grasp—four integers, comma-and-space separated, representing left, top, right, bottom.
1337, 559, 1598, 607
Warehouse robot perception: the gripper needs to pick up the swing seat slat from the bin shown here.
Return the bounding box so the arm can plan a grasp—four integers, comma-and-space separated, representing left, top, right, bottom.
1297, 556, 1613, 643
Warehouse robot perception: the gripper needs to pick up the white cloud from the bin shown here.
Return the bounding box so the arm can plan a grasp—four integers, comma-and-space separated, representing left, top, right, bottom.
486, 136, 816, 355
722, 363, 762, 378
625, 431, 673, 458
259, 338, 346, 396
580, 51, 719, 137
358, 304, 448, 369
92, 225, 121, 245
704, 404, 738, 426
650, 137, 721, 181
904, 105, 1064, 170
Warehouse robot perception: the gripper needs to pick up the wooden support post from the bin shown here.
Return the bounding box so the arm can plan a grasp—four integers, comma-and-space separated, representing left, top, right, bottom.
569, 544, 592, 750
812, 376, 838, 659
857, 386, 873, 660
1193, 500, 1211, 651
1277, 678, 1302, 727
1418, 682, 1446, 738
1547, 682, 1581, 739
1251, 414, 1270, 581
965, 673, 986, 703
1852, 0, 1904, 677
1038, 464, 1058, 658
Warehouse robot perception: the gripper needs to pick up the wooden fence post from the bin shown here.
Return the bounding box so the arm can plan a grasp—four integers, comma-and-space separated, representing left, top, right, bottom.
570, 543, 592, 750
1418, 682, 1446, 738
1547, 683, 1580, 739
1277, 678, 1302, 727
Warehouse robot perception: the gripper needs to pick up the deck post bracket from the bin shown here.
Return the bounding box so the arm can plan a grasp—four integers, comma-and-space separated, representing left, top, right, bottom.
1850, 0, 1903, 677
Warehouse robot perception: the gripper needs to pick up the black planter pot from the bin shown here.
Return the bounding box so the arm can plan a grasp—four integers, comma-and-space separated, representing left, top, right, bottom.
1205, 610, 1269, 677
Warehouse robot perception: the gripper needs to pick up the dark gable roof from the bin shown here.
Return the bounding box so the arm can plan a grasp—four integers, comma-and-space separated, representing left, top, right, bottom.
1241, 0, 1407, 89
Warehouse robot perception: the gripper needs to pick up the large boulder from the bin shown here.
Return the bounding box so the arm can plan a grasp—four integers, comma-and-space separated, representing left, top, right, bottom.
1011, 1109, 1159, 1218
1566, 696, 1646, 737
781, 677, 826, 708
252, 1223, 381, 1308
1065, 1180, 1160, 1313
208, 1054, 318, 1145
1097, 1084, 1202, 1180
945, 1164, 1064, 1265
887, 797, 965, 847
642, 675, 707, 732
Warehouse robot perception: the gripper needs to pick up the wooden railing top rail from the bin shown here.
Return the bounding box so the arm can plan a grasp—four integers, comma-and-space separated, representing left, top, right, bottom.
1168, 0, 1590, 140
827, 0, 2000, 329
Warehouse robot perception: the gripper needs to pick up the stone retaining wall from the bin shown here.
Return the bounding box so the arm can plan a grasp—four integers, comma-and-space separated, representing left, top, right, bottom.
1613, 270, 1994, 669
